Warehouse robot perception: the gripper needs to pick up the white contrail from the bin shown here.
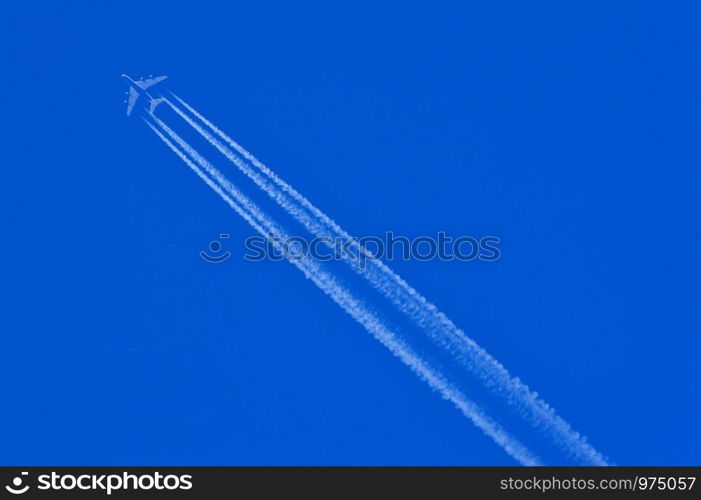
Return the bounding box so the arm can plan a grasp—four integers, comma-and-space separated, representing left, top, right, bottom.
166, 95, 608, 465
143, 114, 542, 466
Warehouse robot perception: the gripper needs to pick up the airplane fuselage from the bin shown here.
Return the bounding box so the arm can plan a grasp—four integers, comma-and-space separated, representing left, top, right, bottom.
122, 75, 156, 101
122, 74, 168, 116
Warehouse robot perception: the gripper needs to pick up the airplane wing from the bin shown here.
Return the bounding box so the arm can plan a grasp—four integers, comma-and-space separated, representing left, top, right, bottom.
126, 87, 139, 116
135, 75, 168, 89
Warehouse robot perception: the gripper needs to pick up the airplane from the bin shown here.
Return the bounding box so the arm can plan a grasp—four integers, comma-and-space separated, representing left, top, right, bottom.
121, 74, 168, 116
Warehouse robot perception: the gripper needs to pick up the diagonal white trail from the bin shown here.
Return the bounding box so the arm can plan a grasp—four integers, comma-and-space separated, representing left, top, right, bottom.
143, 113, 542, 466
165, 95, 608, 465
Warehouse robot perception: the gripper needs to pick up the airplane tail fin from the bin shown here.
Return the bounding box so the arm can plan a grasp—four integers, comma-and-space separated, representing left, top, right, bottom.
149, 98, 166, 115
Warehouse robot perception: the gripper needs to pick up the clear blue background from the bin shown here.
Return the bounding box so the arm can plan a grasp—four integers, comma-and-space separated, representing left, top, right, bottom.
3, 1, 700, 464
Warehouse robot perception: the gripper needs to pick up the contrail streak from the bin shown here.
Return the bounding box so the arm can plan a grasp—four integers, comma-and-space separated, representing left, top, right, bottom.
165, 95, 608, 465
143, 113, 542, 466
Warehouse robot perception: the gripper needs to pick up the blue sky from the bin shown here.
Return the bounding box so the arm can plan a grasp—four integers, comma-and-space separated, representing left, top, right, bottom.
3, 1, 700, 464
